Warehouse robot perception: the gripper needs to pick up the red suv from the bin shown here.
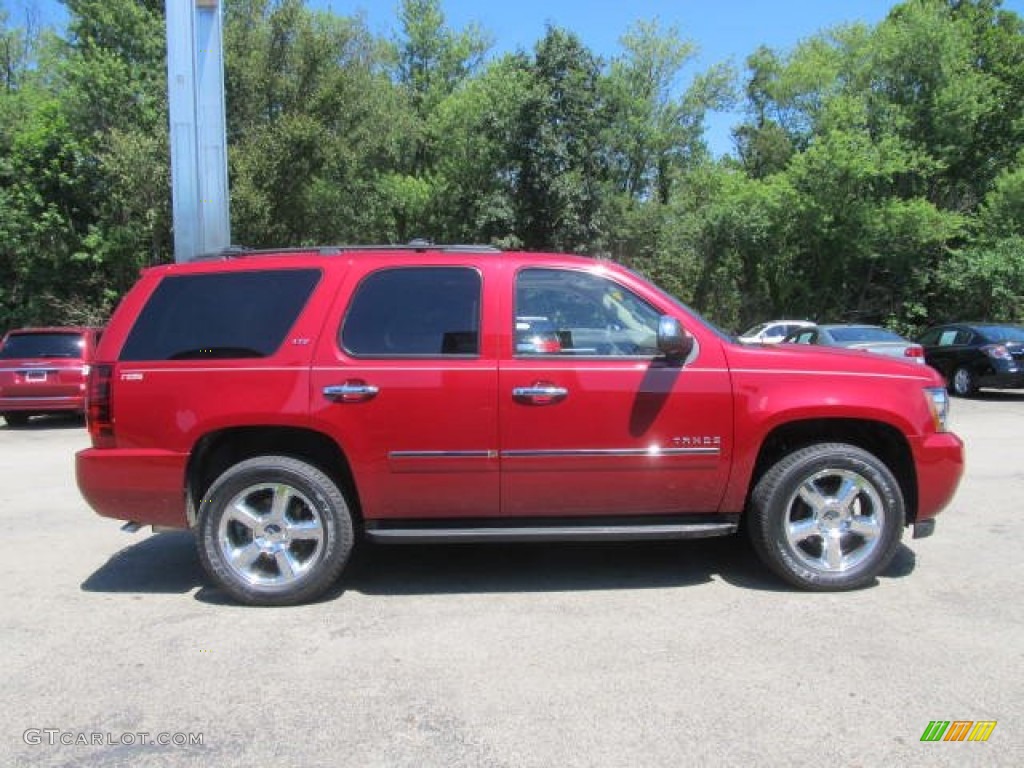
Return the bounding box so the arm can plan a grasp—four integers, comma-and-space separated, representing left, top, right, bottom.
76, 245, 963, 605
0, 326, 102, 426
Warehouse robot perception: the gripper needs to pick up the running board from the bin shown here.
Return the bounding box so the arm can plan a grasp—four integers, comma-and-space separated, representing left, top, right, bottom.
365, 521, 737, 544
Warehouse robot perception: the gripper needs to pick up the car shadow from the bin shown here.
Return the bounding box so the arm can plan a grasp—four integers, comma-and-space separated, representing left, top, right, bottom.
2, 413, 85, 430
80, 531, 918, 603
971, 390, 1024, 402
81, 531, 206, 595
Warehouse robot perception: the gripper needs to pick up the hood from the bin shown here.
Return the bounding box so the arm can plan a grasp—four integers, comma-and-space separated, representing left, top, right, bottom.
724, 339, 942, 384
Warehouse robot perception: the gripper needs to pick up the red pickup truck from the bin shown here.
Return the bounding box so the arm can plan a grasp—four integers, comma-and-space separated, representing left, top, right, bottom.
76, 245, 963, 605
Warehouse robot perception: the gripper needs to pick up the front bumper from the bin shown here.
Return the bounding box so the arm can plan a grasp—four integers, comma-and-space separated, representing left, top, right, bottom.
76, 447, 190, 528
909, 431, 964, 522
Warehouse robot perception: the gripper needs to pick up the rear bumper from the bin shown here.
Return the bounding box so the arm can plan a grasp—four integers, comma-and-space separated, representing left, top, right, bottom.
76, 448, 190, 528
910, 431, 964, 522
0, 395, 85, 413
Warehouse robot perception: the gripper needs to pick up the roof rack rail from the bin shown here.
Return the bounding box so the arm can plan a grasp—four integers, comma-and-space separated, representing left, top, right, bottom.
191, 245, 341, 261
201, 241, 502, 260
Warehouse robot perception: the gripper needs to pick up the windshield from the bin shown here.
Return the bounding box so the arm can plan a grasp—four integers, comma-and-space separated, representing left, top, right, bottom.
0, 332, 85, 359
828, 327, 904, 343
741, 323, 769, 337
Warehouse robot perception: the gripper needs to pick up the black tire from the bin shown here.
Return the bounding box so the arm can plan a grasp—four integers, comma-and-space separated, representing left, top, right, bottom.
950, 366, 977, 398
197, 455, 354, 606
2, 412, 30, 427
748, 443, 904, 591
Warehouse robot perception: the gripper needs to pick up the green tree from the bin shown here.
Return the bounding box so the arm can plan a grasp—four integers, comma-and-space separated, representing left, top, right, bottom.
394, 0, 489, 120
511, 26, 609, 252
426, 54, 531, 246
224, 0, 407, 244
59, 0, 170, 313
381, 0, 491, 239
1, 2, 164, 327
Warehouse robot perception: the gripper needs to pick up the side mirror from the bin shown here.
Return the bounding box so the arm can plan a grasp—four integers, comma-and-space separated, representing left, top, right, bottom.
657, 316, 694, 361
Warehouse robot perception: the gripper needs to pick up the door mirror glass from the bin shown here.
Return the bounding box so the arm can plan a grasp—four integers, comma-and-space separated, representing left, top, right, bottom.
657, 316, 693, 360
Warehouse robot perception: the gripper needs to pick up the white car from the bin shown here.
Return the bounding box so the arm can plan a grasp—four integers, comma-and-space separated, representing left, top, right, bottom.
739, 320, 815, 344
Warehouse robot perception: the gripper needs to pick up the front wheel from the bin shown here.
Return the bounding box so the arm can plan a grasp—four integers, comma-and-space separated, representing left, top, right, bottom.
197, 456, 355, 606
748, 443, 904, 590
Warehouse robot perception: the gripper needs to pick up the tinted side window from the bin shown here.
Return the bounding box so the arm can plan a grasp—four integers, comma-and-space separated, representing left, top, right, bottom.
918, 329, 941, 346
120, 269, 321, 361
341, 267, 481, 357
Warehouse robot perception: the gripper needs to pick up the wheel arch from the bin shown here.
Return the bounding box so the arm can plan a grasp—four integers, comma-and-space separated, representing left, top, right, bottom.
746, 418, 918, 525
185, 426, 360, 527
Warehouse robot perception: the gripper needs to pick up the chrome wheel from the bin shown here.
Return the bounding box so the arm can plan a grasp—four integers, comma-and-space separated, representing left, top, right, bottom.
217, 482, 326, 588
782, 468, 884, 574
748, 442, 904, 590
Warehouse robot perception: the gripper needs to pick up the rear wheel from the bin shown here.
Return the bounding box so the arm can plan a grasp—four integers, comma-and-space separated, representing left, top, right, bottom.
197, 456, 354, 606
951, 366, 977, 397
2, 413, 30, 427
748, 443, 904, 590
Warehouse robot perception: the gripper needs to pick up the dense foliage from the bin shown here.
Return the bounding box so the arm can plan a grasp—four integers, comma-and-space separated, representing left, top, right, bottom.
1, 0, 1022, 333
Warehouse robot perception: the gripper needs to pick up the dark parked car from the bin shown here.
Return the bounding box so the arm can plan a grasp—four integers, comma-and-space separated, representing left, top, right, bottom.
0, 326, 103, 426
917, 323, 1024, 397
783, 324, 925, 365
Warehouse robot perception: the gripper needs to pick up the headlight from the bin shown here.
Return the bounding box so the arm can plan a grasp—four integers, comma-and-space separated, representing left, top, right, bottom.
924, 387, 950, 432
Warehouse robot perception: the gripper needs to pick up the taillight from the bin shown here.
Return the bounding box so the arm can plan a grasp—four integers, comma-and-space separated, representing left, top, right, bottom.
983, 344, 1011, 360
904, 345, 924, 360
87, 364, 115, 447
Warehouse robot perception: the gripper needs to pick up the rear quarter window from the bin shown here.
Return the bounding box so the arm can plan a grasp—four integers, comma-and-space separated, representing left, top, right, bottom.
119, 269, 321, 361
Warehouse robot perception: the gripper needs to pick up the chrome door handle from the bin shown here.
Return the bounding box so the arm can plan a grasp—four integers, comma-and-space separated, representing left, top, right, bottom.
512, 384, 568, 405
323, 381, 379, 403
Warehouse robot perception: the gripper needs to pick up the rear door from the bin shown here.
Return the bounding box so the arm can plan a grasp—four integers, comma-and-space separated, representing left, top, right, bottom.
310, 261, 500, 520
921, 326, 970, 380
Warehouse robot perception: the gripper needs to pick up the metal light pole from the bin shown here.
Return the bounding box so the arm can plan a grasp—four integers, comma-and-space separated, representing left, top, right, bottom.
166, 0, 230, 262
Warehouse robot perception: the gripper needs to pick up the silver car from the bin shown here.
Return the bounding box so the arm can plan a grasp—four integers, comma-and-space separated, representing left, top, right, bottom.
783, 324, 926, 364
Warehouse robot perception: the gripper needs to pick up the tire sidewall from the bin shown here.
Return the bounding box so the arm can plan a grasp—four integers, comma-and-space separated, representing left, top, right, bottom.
197, 456, 353, 606
752, 444, 904, 590
3, 412, 30, 427
952, 366, 975, 397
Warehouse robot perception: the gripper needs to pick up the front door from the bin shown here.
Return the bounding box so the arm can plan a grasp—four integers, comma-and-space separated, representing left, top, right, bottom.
499, 267, 733, 518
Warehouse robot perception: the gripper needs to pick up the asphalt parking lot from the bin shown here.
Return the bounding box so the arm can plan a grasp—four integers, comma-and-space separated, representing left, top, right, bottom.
1, 395, 1022, 767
